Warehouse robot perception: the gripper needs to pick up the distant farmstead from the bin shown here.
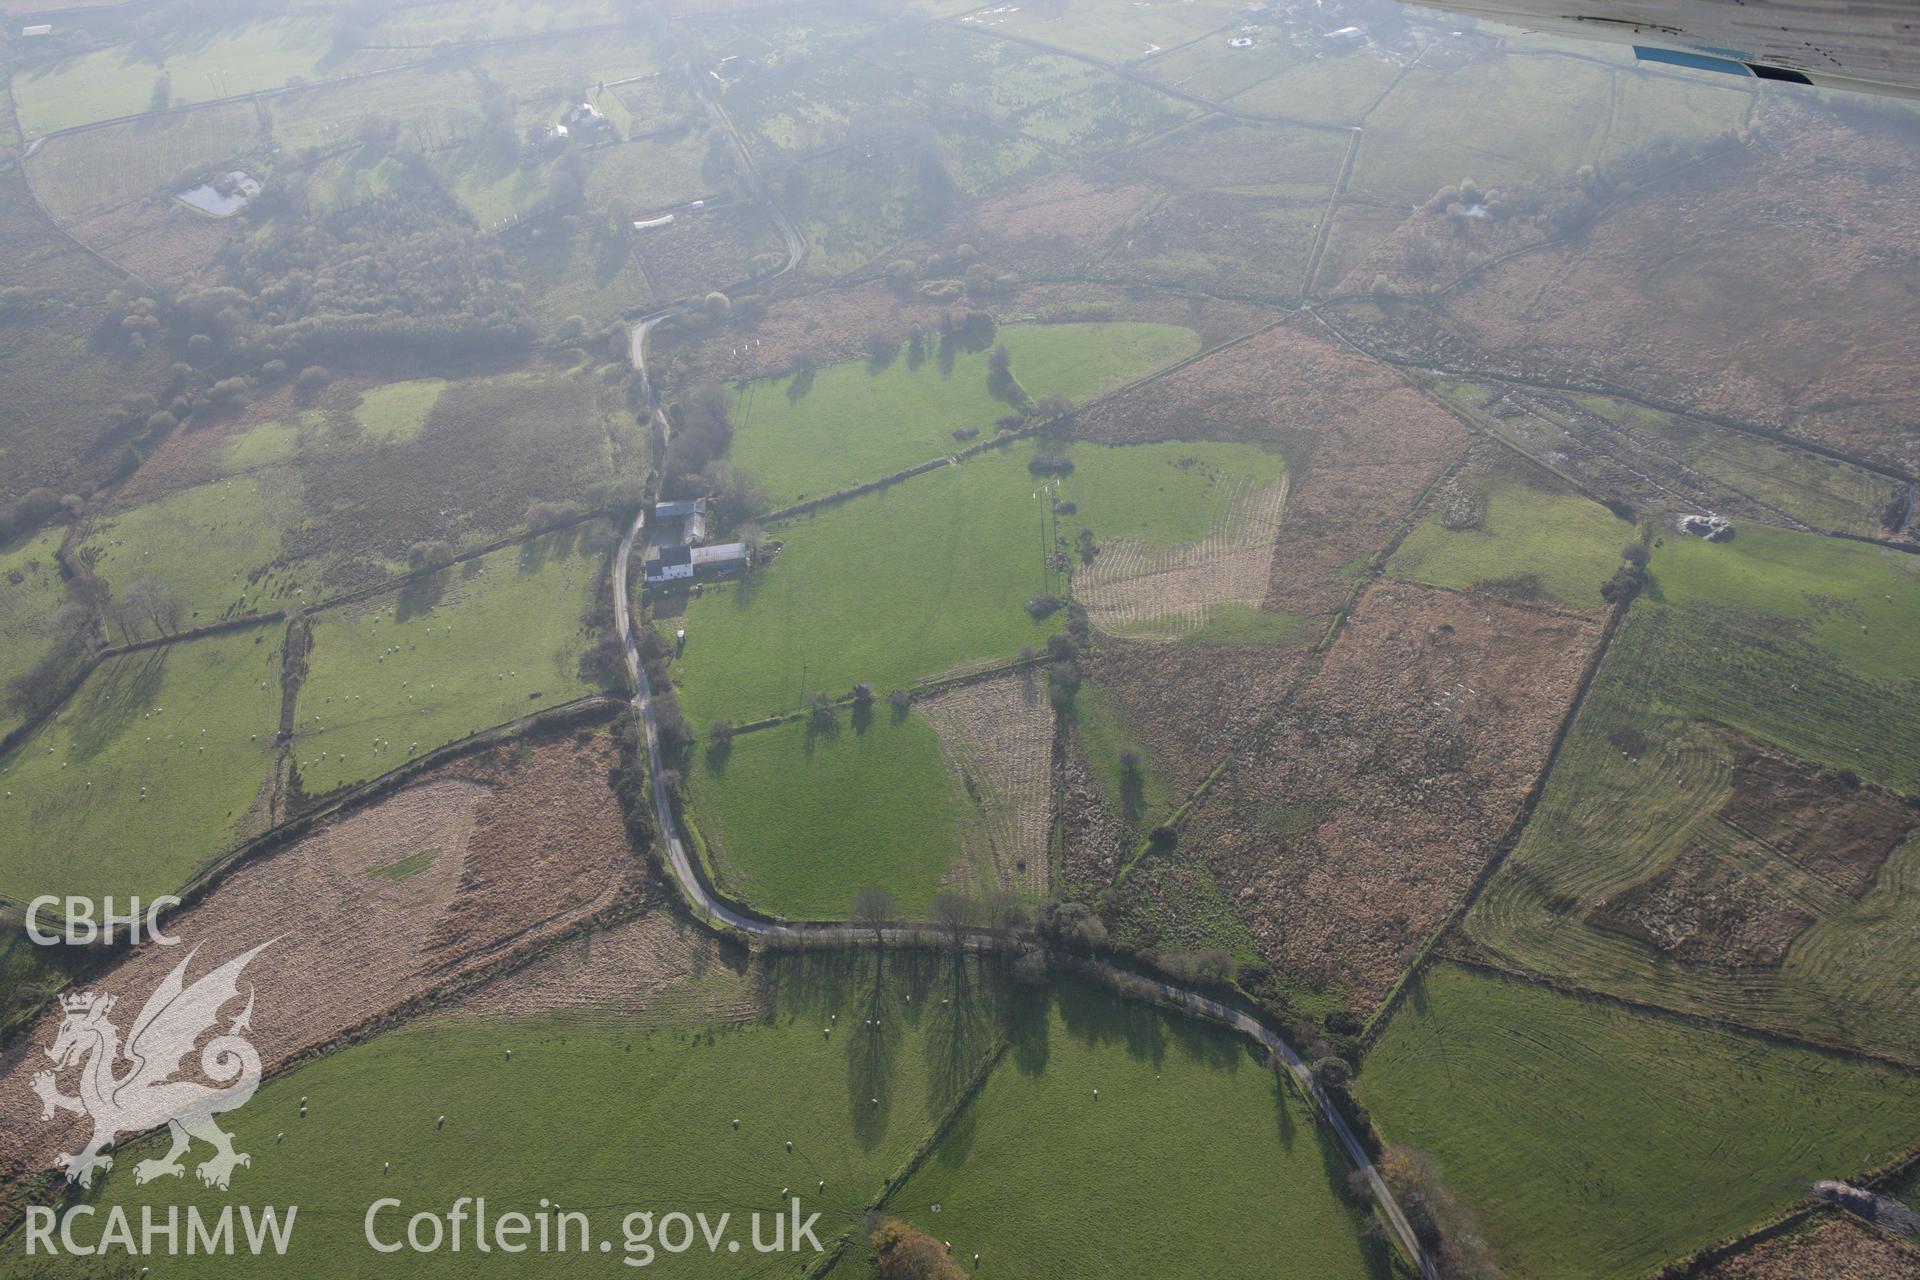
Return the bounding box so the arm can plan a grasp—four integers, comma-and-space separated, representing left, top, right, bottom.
1679, 513, 1736, 542
565, 102, 610, 132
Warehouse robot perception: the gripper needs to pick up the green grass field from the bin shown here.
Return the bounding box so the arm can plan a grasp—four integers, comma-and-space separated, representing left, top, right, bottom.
1228, 52, 1401, 128
1577, 529, 1920, 794
1600, 65, 1754, 160
671, 449, 1062, 726
1071, 684, 1178, 833
0, 955, 1387, 1277
1648, 522, 1920, 680
293, 529, 608, 796
732, 322, 1200, 506
1360, 963, 1920, 1280
889, 974, 1390, 1279
1462, 525, 1920, 1059
1465, 687, 1920, 1060
354, 379, 447, 444
1055, 439, 1287, 549
25, 102, 264, 224
513, 229, 655, 339
1355, 56, 1613, 201
583, 131, 717, 212
13, 19, 394, 137
1142, 32, 1311, 102
372, 0, 619, 44
1386, 473, 1631, 608
83, 470, 309, 624
265, 69, 484, 155
1573, 395, 1895, 538
0, 624, 283, 908
674, 435, 1291, 725
0, 953, 991, 1276
0, 528, 72, 737
689, 710, 975, 919
985, 0, 1245, 64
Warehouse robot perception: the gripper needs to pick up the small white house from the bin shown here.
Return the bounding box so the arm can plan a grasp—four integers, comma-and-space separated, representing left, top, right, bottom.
22, 23, 52, 36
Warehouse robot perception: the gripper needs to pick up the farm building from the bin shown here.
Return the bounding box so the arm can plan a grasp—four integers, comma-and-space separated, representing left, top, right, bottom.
691, 543, 750, 575
643, 545, 694, 585
654, 498, 708, 544
643, 541, 749, 586
22, 23, 51, 36
1324, 25, 1367, 48
632, 213, 675, 232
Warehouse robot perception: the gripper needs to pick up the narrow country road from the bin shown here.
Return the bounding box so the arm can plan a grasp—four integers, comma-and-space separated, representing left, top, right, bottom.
615, 311, 1439, 1280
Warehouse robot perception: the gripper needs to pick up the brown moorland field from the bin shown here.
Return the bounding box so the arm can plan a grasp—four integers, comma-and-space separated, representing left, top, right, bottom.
1075, 321, 1469, 618
0, 734, 645, 1189
635, 198, 785, 301
964, 168, 1158, 274
1084, 637, 1313, 803
1059, 738, 1133, 892
1437, 102, 1920, 470
1583, 744, 1917, 968
442, 910, 761, 1029
918, 671, 1055, 898
1177, 581, 1602, 1009
1698, 1215, 1920, 1280
67, 199, 231, 285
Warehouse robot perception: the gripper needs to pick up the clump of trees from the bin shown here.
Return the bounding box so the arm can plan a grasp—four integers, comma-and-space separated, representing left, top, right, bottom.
212, 189, 533, 368
662, 384, 735, 493
870, 1218, 970, 1280
1599, 542, 1648, 604
2, 599, 97, 722
1377, 1147, 1501, 1279
406, 539, 455, 571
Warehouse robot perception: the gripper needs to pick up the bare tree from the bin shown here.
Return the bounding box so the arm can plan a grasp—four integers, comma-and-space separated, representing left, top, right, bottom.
929, 889, 978, 949
852, 885, 898, 945
120, 579, 186, 639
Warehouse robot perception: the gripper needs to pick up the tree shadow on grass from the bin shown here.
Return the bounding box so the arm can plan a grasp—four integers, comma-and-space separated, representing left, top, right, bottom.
925, 955, 996, 1115
1054, 972, 1168, 1072
1119, 765, 1146, 826
395, 565, 452, 623
66, 648, 167, 765
848, 948, 904, 1151
786, 365, 816, 405
517, 523, 581, 577
1003, 977, 1051, 1080
762, 946, 858, 1028
1270, 1066, 1297, 1154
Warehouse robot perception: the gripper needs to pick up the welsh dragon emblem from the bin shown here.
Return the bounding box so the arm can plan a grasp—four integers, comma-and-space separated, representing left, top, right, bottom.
31, 943, 269, 1191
